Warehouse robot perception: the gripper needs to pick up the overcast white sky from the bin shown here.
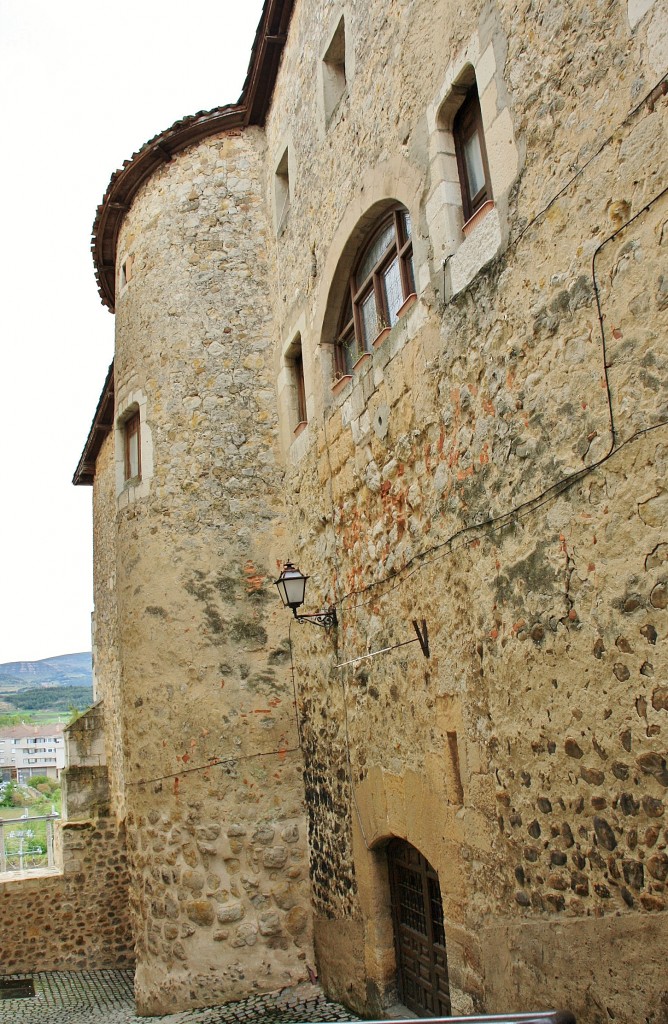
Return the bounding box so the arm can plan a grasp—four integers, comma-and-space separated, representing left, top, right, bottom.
0, 0, 265, 665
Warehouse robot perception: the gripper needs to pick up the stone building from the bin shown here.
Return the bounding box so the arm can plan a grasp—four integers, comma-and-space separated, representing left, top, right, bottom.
72, 0, 667, 1019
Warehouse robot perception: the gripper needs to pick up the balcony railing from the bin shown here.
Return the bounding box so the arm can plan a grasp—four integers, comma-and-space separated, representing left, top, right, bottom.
0, 814, 59, 873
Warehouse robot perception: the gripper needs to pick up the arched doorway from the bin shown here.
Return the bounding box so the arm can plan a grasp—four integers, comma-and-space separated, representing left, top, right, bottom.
387, 839, 451, 1017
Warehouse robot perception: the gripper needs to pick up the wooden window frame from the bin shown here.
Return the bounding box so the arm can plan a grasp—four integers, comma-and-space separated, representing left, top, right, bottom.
453, 85, 492, 223
124, 411, 141, 482
294, 349, 307, 425
335, 207, 414, 376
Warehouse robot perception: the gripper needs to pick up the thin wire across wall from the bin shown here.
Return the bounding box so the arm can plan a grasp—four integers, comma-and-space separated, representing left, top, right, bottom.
297, 80, 668, 847
333, 185, 668, 614
129, 77, 667, 791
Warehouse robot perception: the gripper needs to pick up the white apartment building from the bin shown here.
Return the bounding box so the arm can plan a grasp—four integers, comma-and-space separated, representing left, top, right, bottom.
0, 724, 65, 783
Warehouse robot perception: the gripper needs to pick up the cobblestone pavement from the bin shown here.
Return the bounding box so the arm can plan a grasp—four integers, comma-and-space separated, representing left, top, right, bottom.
0, 972, 362, 1024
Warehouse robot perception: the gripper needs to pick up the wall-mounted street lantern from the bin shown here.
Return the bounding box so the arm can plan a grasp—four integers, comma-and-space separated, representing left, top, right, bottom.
274, 562, 338, 629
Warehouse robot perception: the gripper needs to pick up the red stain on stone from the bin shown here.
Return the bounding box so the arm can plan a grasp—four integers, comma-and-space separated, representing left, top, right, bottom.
244, 559, 265, 592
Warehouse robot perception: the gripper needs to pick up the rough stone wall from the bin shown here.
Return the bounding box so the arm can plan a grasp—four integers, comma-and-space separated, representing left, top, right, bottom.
111, 128, 313, 1015
0, 819, 133, 973
0, 705, 132, 972
263, 0, 668, 1021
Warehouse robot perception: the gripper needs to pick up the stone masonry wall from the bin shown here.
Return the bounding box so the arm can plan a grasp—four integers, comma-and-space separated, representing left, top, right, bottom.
0, 818, 133, 973
0, 705, 133, 972
263, 0, 668, 1021
111, 127, 314, 1015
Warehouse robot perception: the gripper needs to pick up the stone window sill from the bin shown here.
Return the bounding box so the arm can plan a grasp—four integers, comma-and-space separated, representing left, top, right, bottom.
331, 374, 353, 396
372, 327, 391, 350
293, 420, 308, 438
395, 292, 417, 318
352, 351, 372, 372
462, 199, 495, 238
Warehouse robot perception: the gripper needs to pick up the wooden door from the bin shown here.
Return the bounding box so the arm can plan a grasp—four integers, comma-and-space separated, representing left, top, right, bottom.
387, 839, 451, 1017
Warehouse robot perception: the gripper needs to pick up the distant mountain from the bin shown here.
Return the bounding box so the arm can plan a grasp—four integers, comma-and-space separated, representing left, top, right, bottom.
0, 653, 92, 691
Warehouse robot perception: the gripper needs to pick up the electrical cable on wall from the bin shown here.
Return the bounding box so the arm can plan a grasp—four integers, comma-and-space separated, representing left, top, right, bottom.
333, 183, 668, 613
295, 75, 667, 622
142, 80, 668, 803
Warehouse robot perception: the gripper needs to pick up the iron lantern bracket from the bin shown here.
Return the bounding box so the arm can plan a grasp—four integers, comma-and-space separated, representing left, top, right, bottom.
292, 606, 338, 629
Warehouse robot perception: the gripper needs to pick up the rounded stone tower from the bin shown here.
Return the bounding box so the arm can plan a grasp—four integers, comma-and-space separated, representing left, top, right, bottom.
108, 127, 313, 1014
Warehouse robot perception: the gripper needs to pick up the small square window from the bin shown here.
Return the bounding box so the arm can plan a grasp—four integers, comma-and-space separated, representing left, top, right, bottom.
119, 254, 133, 290
124, 411, 141, 481
274, 147, 290, 233
322, 16, 347, 124
293, 347, 307, 427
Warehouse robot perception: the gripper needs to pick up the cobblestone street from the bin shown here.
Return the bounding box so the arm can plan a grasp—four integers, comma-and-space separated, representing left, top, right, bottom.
0, 972, 362, 1024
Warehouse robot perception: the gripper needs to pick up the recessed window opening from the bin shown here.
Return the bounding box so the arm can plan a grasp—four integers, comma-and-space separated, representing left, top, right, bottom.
124, 411, 141, 481
274, 147, 290, 231
336, 206, 415, 375
119, 255, 133, 290
453, 84, 492, 223
293, 349, 307, 426
322, 16, 347, 123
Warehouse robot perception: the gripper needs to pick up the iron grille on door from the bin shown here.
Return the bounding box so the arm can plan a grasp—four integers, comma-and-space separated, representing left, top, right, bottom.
387, 839, 451, 1018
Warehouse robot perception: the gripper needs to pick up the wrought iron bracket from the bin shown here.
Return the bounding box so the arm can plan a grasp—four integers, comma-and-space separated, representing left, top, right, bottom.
293, 607, 338, 629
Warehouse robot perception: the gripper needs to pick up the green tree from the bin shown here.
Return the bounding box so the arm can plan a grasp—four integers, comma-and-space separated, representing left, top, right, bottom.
0, 781, 17, 808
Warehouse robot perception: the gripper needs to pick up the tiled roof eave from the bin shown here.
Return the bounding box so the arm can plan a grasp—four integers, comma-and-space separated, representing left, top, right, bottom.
73, 364, 114, 486
91, 0, 295, 313
91, 105, 246, 310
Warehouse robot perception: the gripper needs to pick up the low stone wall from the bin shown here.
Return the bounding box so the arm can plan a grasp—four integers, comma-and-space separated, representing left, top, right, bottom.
0, 817, 134, 972
0, 705, 134, 974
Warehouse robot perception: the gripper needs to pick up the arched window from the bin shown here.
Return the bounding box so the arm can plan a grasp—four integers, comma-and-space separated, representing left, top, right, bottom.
336, 206, 415, 374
